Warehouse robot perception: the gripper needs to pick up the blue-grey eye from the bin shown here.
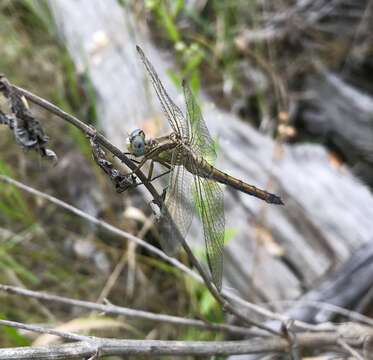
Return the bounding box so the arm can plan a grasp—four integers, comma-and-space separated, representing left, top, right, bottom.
130, 129, 145, 139
128, 129, 146, 157
131, 136, 145, 156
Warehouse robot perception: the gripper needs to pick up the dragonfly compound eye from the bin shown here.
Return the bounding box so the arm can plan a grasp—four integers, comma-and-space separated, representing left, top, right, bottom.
131, 136, 146, 156
130, 129, 145, 139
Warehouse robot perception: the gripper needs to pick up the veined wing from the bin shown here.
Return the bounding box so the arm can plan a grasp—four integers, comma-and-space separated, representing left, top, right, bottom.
191, 161, 225, 291
137, 46, 190, 140
182, 80, 216, 164
160, 149, 195, 254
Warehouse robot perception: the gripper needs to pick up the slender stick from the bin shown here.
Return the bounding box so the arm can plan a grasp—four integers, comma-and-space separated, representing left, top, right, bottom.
0, 174, 196, 281
0, 317, 369, 358
0, 284, 253, 336
0, 320, 90, 342
0, 320, 343, 359
0, 174, 289, 333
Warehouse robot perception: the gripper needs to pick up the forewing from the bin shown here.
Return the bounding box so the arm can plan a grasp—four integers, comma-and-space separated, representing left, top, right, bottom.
183, 80, 217, 163
159, 149, 194, 254
137, 46, 190, 140
192, 170, 225, 291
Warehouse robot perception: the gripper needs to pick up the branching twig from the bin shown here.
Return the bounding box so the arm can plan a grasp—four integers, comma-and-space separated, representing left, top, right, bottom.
0, 284, 252, 336
0, 174, 287, 333
337, 338, 364, 360
0, 174, 196, 280
0, 319, 346, 359
1, 316, 369, 359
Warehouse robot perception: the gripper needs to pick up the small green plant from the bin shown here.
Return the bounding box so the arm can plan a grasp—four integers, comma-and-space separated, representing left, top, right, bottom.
0, 313, 30, 346
185, 277, 223, 327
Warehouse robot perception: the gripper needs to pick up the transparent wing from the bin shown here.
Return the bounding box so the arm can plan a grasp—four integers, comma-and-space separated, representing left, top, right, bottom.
191, 162, 225, 291
159, 149, 194, 254
183, 80, 217, 163
137, 46, 190, 140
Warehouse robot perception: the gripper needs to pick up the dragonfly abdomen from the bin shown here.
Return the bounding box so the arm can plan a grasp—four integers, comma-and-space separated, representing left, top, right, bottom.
196, 159, 283, 205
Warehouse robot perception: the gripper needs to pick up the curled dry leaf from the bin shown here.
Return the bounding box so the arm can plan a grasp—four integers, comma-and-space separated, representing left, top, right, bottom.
0, 75, 57, 161
90, 139, 138, 192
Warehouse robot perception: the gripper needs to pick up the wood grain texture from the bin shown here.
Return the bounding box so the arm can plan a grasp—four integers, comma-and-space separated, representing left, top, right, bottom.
301, 71, 373, 187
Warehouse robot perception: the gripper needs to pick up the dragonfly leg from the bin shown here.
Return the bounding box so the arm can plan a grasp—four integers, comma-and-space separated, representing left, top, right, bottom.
127, 143, 167, 176
151, 159, 171, 200
130, 159, 141, 164
127, 157, 149, 176
127, 160, 171, 185
130, 169, 170, 194
126, 159, 171, 189
146, 160, 171, 181
161, 185, 168, 201
151, 169, 171, 182
147, 160, 155, 181
144, 159, 171, 181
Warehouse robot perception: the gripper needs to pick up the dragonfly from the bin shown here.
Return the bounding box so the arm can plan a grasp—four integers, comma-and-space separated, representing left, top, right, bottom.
127, 45, 283, 291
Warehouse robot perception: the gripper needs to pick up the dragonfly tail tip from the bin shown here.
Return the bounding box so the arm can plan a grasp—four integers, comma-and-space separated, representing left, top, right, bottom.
267, 194, 284, 205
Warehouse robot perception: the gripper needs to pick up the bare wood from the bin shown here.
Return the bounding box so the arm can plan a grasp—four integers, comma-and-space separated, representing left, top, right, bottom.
0, 284, 253, 336
0, 175, 332, 334
0, 320, 90, 342
2, 317, 371, 358
0, 174, 196, 280
0, 333, 344, 359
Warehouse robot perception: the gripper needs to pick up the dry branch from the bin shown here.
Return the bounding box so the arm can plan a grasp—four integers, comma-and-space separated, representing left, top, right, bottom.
0, 284, 252, 336
0, 325, 348, 359
0, 173, 326, 336
1, 315, 371, 358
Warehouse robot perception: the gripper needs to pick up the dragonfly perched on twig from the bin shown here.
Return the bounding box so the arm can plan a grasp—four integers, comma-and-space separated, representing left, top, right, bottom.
127, 46, 283, 291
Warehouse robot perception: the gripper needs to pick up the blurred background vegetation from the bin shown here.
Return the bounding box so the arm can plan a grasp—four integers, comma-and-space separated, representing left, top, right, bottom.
0, 0, 372, 355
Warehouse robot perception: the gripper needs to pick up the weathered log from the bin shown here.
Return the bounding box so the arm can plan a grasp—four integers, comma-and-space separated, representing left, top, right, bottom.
230, 242, 373, 359
300, 71, 373, 187
288, 242, 373, 323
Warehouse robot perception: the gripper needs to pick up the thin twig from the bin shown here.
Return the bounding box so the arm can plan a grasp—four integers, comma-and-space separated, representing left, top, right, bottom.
5, 268, 55, 322
13, 85, 161, 205
0, 284, 253, 336
0, 174, 280, 329
226, 292, 345, 332
0, 174, 197, 280
0, 173, 292, 335
267, 299, 373, 328
337, 338, 364, 360
0, 319, 90, 342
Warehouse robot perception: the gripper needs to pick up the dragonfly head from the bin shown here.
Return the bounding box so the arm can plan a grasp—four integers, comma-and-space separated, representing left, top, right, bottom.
127, 129, 146, 157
